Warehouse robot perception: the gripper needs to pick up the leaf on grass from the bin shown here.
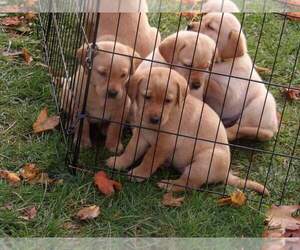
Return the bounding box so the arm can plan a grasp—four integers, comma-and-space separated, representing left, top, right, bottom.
265, 205, 300, 231
76, 205, 100, 221
0, 16, 21, 26
0, 170, 21, 185
33, 108, 60, 134
162, 192, 185, 207
218, 190, 247, 207
255, 65, 271, 74
287, 12, 300, 21
24, 13, 38, 22
19, 163, 40, 180
283, 87, 300, 101
19, 206, 37, 221
22, 48, 33, 65
94, 171, 122, 197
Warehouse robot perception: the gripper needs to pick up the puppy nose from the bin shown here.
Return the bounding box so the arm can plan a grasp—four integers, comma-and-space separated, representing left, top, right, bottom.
187, 23, 194, 31
107, 89, 119, 98
191, 82, 201, 90
149, 116, 161, 125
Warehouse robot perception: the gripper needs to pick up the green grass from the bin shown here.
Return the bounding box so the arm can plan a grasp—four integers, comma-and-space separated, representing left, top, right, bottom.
0, 13, 299, 237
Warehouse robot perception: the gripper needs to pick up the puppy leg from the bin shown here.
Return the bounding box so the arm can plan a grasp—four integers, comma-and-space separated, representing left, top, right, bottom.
105, 122, 124, 154
128, 135, 171, 182
226, 124, 275, 142
74, 118, 92, 148
106, 129, 149, 170
158, 148, 228, 192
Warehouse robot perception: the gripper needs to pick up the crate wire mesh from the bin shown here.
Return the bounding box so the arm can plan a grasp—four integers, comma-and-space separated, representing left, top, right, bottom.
38, 2, 300, 209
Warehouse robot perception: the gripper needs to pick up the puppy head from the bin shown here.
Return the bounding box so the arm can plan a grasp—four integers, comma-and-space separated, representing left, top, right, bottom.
128, 67, 188, 128
159, 31, 218, 100
198, 13, 247, 60
76, 41, 141, 100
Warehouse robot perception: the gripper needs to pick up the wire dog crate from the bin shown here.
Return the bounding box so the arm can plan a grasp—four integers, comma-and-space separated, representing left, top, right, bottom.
38, 2, 300, 209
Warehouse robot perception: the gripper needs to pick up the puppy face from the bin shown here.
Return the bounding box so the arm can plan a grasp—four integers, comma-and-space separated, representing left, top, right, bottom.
193, 13, 247, 60
77, 41, 140, 100
128, 68, 188, 128
159, 31, 217, 99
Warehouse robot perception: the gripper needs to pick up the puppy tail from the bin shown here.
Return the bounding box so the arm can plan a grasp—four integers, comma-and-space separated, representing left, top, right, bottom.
227, 173, 270, 196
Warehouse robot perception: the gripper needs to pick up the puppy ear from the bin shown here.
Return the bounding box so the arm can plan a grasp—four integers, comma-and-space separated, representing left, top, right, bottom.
76, 43, 90, 67
127, 70, 145, 102
126, 47, 142, 75
159, 35, 186, 63
173, 72, 189, 106
221, 30, 247, 60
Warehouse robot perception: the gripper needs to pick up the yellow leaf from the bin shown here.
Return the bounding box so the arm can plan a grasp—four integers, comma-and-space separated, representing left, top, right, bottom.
19, 163, 40, 181
218, 190, 247, 207
22, 48, 33, 65
0, 170, 21, 185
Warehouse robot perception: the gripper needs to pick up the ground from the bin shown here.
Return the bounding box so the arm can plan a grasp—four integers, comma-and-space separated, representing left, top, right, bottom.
0, 13, 299, 237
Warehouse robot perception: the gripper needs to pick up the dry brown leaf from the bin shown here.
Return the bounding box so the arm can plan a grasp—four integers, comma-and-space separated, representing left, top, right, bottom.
255, 65, 271, 74
19, 163, 40, 181
33, 108, 60, 134
24, 13, 37, 22
22, 48, 33, 65
0, 170, 21, 185
0, 16, 22, 26
94, 171, 122, 197
76, 205, 100, 221
218, 190, 247, 207
28, 172, 54, 185
265, 205, 300, 231
19, 206, 37, 221
283, 87, 300, 101
162, 192, 185, 207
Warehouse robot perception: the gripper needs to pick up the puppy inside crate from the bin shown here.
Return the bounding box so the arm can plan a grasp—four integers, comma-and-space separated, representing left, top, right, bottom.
56, 2, 282, 196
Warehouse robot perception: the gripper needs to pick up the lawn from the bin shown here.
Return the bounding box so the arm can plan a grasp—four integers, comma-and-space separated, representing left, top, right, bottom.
0, 12, 299, 237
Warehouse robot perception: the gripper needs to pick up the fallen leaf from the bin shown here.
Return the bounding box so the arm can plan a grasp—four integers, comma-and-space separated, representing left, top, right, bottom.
33, 108, 60, 134
19, 206, 37, 221
94, 171, 122, 197
24, 13, 37, 22
22, 48, 33, 65
28, 172, 55, 185
76, 205, 100, 221
162, 192, 185, 207
0, 170, 21, 185
255, 65, 271, 74
0, 16, 21, 26
218, 190, 247, 207
19, 163, 40, 181
265, 205, 300, 231
283, 87, 300, 101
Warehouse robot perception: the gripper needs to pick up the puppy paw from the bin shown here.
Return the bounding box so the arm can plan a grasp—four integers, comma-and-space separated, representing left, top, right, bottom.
106, 154, 132, 170
106, 142, 124, 154
128, 167, 150, 183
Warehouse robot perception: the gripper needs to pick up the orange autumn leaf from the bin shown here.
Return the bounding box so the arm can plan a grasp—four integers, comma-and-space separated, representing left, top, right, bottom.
19, 206, 37, 221
33, 108, 60, 134
162, 192, 185, 207
283, 87, 300, 101
76, 205, 100, 221
94, 171, 122, 197
19, 163, 40, 180
22, 48, 33, 65
0, 170, 21, 185
218, 190, 247, 207
0, 16, 22, 26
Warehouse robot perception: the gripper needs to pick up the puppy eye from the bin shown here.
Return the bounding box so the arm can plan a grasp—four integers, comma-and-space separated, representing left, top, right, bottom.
207, 23, 215, 31
144, 95, 151, 100
165, 98, 172, 104
120, 73, 127, 78
191, 83, 201, 90
98, 71, 107, 77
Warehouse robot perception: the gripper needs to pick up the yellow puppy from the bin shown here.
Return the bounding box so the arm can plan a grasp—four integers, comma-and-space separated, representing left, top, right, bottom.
106, 67, 269, 195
